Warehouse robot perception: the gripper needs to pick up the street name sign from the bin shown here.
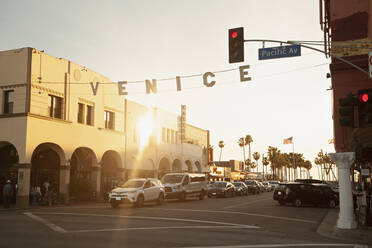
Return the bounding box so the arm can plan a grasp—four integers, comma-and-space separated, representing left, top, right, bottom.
259, 44, 301, 60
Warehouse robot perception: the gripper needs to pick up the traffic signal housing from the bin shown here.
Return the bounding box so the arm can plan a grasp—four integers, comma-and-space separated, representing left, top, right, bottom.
339, 93, 357, 127
228, 27, 244, 63
358, 88, 372, 128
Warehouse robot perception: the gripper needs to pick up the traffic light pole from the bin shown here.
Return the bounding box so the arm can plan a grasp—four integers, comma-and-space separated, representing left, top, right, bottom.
243, 39, 369, 76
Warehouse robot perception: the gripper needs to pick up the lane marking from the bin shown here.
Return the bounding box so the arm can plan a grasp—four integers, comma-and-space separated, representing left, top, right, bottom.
32, 212, 260, 229
223, 198, 272, 209
178, 243, 366, 248
71, 225, 256, 233
23, 212, 67, 233
151, 208, 317, 224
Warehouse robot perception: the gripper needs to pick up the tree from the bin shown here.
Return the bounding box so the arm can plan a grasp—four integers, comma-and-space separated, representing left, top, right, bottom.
262, 156, 269, 180
253, 152, 260, 173
245, 135, 253, 167
238, 137, 246, 171
245, 158, 252, 172
267, 146, 280, 180
218, 140, 225, 162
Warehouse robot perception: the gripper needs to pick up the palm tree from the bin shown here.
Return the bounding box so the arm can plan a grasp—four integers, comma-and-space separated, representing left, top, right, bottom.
253, 152, 260, 173
245, 135, 253, 166
238, 137, 246, 170
323, 153, 336, 181
262, 156, 269, 180
314, 151, 325, 180
245, 159, 252, 172
250, 160, 257, 172
268, 146, 280, 180
218, 140, 225, 162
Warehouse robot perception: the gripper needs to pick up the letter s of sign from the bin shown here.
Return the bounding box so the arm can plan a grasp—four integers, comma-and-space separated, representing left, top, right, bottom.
203, 72, 216, 87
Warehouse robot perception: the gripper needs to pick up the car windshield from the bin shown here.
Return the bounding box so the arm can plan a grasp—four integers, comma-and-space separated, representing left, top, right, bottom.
161, 174, 184, 184
276, 184, 287, 190
214, 182, 227, 188
120, 180, 144, 188
232, 183, 241, 187
245, 181, 254, 185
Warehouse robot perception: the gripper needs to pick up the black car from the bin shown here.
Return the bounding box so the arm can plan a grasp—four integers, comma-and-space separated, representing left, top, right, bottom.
244, 180, 260, 194
208, 181, 235, 198
273, 182, 339, 208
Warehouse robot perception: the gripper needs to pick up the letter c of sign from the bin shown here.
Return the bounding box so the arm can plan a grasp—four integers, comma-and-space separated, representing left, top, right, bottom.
203, 72, 216, 87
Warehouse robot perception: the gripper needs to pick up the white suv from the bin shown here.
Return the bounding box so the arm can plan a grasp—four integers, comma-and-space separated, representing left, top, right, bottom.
161, 173, 208, 201
109, 178, 165, 208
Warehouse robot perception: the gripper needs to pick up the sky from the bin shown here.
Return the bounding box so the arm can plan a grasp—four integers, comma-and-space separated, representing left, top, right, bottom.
0, 0, 335, 179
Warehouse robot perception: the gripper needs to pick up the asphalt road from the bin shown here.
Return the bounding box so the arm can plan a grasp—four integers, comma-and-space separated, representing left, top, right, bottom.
0, 191, 366, 248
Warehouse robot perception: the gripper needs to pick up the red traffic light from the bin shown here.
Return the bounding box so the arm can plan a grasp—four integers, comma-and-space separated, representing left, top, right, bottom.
359, 93, 369, 103
231, 31, 238, 39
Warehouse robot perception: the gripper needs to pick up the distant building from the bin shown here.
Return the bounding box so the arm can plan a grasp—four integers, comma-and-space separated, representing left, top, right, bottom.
0, 47, 210, 208
210, 160, 243, 181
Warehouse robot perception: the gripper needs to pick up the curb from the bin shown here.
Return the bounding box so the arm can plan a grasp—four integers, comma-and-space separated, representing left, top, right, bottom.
317, 208, 372, 245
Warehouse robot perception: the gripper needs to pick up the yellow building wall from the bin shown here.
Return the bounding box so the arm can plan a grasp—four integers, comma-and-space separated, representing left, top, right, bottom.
185, 123, 208, 147
0, 47, 29, 114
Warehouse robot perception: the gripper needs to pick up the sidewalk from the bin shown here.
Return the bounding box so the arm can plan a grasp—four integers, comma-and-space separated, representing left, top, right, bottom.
317, 208, 372, 245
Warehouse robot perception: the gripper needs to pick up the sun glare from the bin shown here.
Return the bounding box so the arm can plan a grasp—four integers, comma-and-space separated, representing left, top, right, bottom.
138, 110, 154, 150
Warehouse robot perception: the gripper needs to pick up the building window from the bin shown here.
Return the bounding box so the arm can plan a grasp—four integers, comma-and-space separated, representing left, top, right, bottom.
48, 95, 63, 119
86, 105, 94, 126
171, 130, 175, 144
104, 110, 115, 130
167, 129, 170, 143
3, 90, 14, 114
162, 128, 166, 143
175, 131, 178, 144
77, 103, 85, 124
133, 128, 137, 143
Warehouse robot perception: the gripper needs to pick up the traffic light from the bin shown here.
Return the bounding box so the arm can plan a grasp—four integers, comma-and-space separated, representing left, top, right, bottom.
228, 27, 244, 63
358, 88, 372, 128
339, 93, 357, 127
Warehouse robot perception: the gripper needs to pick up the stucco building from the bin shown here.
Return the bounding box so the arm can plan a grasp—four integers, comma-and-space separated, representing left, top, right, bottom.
0, 47, 210, 208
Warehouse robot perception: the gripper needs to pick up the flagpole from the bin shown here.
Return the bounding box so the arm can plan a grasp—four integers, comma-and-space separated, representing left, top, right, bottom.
292, 139, 295, 181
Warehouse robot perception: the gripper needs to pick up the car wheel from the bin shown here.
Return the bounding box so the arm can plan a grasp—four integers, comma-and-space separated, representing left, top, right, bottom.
293, 198, 302, 207
136, 194, 144, 208
278, 200, 286, 206
111, 200, 119, 208
199, 190, 205, 200
157, 193, 164, 205
328, 199, 336, 208
179, 191, 186, 201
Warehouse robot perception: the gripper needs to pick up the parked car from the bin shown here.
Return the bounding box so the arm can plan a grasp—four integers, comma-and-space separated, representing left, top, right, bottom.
161, 173, 208, 201
244, 180, 260, 194
273, 182, 339, 208
269, 180, 280, 189
208, 181, 235, 198
232, 182, 248, 196
262, 182, 273, 192
257, 181, 265, 193
108, 178, 165, 208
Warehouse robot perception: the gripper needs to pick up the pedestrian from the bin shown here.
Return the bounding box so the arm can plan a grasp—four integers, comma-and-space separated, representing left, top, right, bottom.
2, 180, 14, 208
43, 180, 50, 194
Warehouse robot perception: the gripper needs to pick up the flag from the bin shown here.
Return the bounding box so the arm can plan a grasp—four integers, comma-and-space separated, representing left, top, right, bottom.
283, 137, 293, 144
328, 138, 334, 144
